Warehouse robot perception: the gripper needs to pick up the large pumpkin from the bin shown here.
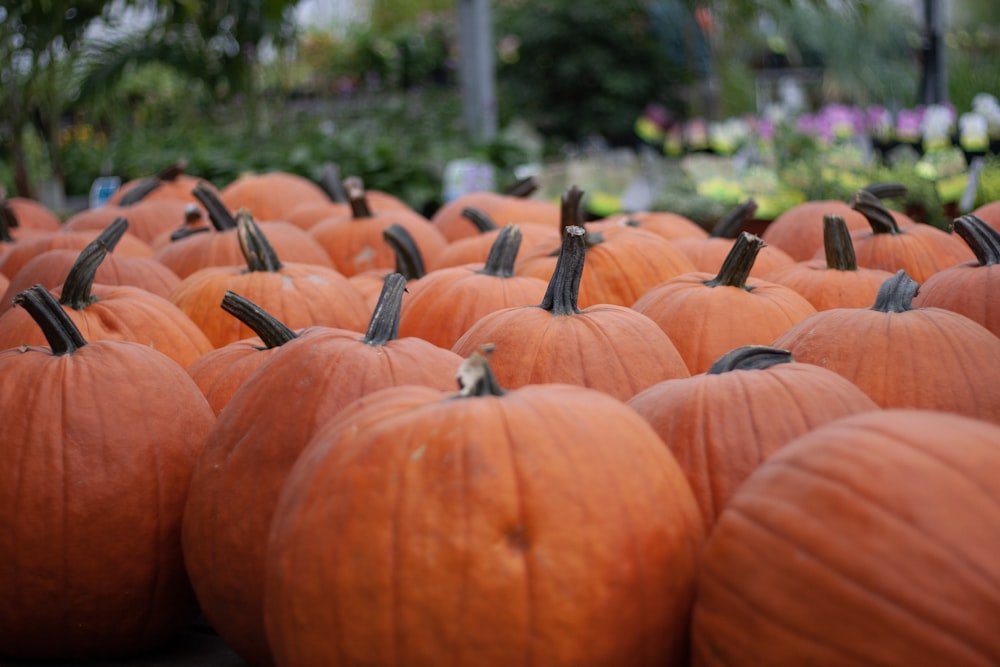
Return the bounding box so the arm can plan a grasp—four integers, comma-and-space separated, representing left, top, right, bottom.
691, 408, 1000, 666
264, 349, 705, 667
454, 224, 691, 401
0, 286, 214, 660
182, 273, 463, 667
773, 269, 1000, 423
627, 345, 879, 531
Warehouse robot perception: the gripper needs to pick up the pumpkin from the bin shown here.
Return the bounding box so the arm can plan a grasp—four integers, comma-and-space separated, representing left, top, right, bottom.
773, 270, 1000, 423
0, 227, 154, 279
1, 194, 61, 231
426, 206, 552, 271
627, 345, 879, 532
690, 408, 1000, 667
515, 186, 697, 307
154, 183, 333, 278
168, 210, 369, 347
632, 232, 818, 374
670, 198, 796, 277
348, 223, 429, 310
63, 198, 195, 245
185, 291, 299, 415
0, 218, 180, 313
844, 189, 975, 282
430, 175, 560, 242
764, 213, 895, 310
264, 349, 705, 667
106, 159, 216, 208
454, 224, 691, 401
0, 285, 214, 660
971, 199, 1000, 232
759, 182, 907, 261
592, 209, 709, 241
399, 224, 549, 348
220, 171, 331, 222
182, 273, 463, 667
911, 214, 1000, 337
0, 219, 213, 368
309, 177, 448, 276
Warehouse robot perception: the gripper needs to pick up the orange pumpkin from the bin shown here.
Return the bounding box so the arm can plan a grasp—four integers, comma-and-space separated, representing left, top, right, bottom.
265, 349, 705, 667
182, 273, 463, 667
106, 159, 216, 208
454, 224, 691, 401
764, 213, 895, 310
0, 227, 153, 279
632, 232, 818, 374
912, 213, 1000, 337
168, 210, 369, 347
971, 198, 1000, 232
773, 270, 1000, 423
0, 286, 214, 660
691, 408, 1000, 667
628, 345, 879, 532
430, 175, 560, 242
220, 171, 331, 222
426, 206, 552, 270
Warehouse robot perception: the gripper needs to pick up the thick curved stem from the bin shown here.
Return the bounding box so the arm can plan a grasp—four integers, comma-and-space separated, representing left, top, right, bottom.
711, 198, 758, 239
707, 345, 794, 374
117, 178, 162, 206
504, 175, 540, 198
461, 207, 499, 233
872, 270, 919, 313
170, 205, 210, 242
192, 182, 237, 231
704, 232, 765, 290
383, 224, 426, 280
344, 176, 373, 219
59, 217, 129, 309
319, 162, 348, 203
539, 225, 586, 316
952, 214, 1000, 267
363, 272, 406, 346
477, 224, 522, 278
862, 182, 908, 200
850, 189, 902, 235
822, 214, 859, 271
237, 209, 283, 272
220, 291, 298, 348
456, 345, 506, 397
13, 285, 87, 356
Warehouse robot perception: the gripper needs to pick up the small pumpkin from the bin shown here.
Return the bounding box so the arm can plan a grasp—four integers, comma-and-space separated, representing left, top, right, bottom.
430, 175, 560, 242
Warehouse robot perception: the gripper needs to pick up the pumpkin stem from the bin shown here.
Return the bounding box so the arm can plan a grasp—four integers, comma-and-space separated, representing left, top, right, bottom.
117, 177, 162, 206
711, 198, 758, 239
220, 291, 298, 349
952, 214, 1000, 267
59, 217, 129, 309
872, 270, 919, 313
704, 232, 765, 290
504, 175, 540, 198
383, 224, 427, 280
707, 345, 794, 374
319, 161, 349, 203
477, 224, 522, 278
362, 272, 406, 346
862, 182, 908, 200
237, 209, 284, 273
192, 182, 238, 231
170, 205, 210, 241
456, 345, 506, 397
13, 285, 87, 356
0, 198, 17, 241
540, 224, 586, 315
822, 214, 859, 271
850, 189, 902, 235
344, 176, 373, 219
461, 206, 499, 233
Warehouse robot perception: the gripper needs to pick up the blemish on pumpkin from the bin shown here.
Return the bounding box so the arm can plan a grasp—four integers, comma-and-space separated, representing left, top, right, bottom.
354, 246, 376, 266
506, 524, 528, 551
282, 276, 295, 290
410, 444, 426, 461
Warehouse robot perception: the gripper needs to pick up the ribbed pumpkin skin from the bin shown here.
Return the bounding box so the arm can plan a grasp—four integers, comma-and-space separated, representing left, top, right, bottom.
971, 200, 1000, 232
265, 380, 705, 667
760, 200, 870, 261
182, 326, 463, 667
63, 199, 193, 244
0, 338, 214, 660
764, 258, 894, 310
431, 192, 560, 242
846, 225, 974, 283
186, 336, 277, 414
627, 356, 879, 531
220, 172, 331, 222
0, 230, 154, 278
691, 409, 1000, 667
772, 303, 1000, 424
913, 260, 1000, 337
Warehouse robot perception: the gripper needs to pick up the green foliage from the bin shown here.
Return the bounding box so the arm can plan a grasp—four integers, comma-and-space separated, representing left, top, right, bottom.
494, 0, 685, 149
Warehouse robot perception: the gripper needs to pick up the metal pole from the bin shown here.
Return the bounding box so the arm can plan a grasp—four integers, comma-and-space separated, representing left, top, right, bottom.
921, 0, 948, 105
456, 0, 497, 141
